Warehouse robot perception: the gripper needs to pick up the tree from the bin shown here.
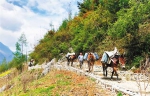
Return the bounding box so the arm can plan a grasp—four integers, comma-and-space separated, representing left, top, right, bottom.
13, 42, 25, 71
14, 42, 22, 60
18, 33, 27, 57
0, 58, 8, 73
58, 19, 69, 31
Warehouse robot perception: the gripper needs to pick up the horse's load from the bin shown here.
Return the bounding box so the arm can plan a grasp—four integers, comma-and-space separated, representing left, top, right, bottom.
66, 52, 75, 58
101, 52, 108, 64
84, 53, 88, 60
105, 47, 120, 58
94, 52, 99, 60
101, 47, 120, 64
84, 52, 99, 60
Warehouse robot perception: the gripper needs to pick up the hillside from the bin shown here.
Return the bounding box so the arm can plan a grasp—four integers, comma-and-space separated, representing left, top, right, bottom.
0, 65, 113, 96
0, 42, 13, 63
29, 0, 150, 69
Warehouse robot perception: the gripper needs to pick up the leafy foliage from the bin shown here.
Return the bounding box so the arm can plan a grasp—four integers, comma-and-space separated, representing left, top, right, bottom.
0, 58, 8, 73
10, 42, 26, 71
117, 91, 123, 96
18, 33, 27, 56
0, 34, 28, 73
30, 0, 150, 68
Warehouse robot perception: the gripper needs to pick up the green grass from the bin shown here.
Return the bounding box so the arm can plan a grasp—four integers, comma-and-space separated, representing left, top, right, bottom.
20, 85, 55, 96
78, 83, 83, 86
89, 77, 96, 82
57, 80, 71, 85
0, 69, 12, 77
55, 74, 63, 78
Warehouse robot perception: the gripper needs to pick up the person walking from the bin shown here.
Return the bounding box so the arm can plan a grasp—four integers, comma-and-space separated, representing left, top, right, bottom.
78, 52, 84, 69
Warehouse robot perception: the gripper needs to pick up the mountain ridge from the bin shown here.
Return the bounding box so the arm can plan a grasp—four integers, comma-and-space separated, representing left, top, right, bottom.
0, 42, 14, 63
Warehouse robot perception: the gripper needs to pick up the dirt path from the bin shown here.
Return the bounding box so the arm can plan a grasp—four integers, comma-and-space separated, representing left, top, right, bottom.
54, 60, 150, 96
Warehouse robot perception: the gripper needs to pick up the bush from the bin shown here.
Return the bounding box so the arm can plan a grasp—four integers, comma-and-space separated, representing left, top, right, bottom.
117, 91, 123, 96
132, 56, 143, 68
0, 58, 9, 73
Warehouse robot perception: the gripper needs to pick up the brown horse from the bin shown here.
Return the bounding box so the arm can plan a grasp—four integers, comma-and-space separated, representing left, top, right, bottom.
119, 54, 126, 70
102, 54, 120, 80
87, 52, 95, 72
66, 53, 77, 66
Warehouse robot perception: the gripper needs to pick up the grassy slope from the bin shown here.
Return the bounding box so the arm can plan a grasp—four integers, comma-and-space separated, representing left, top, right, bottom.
0, 68, 112, 96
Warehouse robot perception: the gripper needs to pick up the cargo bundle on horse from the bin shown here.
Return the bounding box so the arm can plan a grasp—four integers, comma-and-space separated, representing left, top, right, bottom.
101, 47, 121, 80
84, 52, 99, 72
66, 52, 76, 66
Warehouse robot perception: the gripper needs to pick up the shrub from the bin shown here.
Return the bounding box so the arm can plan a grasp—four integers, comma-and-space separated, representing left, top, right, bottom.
117, 91, 123, 96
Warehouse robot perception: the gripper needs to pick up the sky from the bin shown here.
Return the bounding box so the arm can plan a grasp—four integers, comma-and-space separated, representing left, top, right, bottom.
0, 0, 82, 53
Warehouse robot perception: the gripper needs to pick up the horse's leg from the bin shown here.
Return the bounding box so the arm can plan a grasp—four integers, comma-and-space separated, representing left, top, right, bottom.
91, 65, 93, 72
71, 60, 73, 66
112, 66, 118, 80
102, 63, 106, 76
114, 70, 118, 80
91, 62, 94, 72
90, 62, 93, 72
89, 64, 91, 72
111, 70, 114, 80
88, 61, 90, 72
105, 66, 108, 77
67, 59, 70, 66
67, 61, 69, 66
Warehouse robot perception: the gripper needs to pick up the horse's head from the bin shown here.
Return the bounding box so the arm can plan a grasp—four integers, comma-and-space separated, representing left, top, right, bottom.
119, 54, 126, 67
88, 52, 95, 61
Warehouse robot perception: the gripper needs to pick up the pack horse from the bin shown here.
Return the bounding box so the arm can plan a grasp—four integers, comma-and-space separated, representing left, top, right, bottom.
101, 47, 123, 80
84, 52, 99, 72
66, 52, 76, 66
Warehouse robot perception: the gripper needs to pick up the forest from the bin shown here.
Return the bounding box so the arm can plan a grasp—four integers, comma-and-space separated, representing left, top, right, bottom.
29, 0, 150, 69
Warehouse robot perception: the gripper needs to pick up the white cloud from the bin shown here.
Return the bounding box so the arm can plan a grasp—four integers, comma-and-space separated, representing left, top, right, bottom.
0, 0, 81, 53
0, 16, 23, 31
